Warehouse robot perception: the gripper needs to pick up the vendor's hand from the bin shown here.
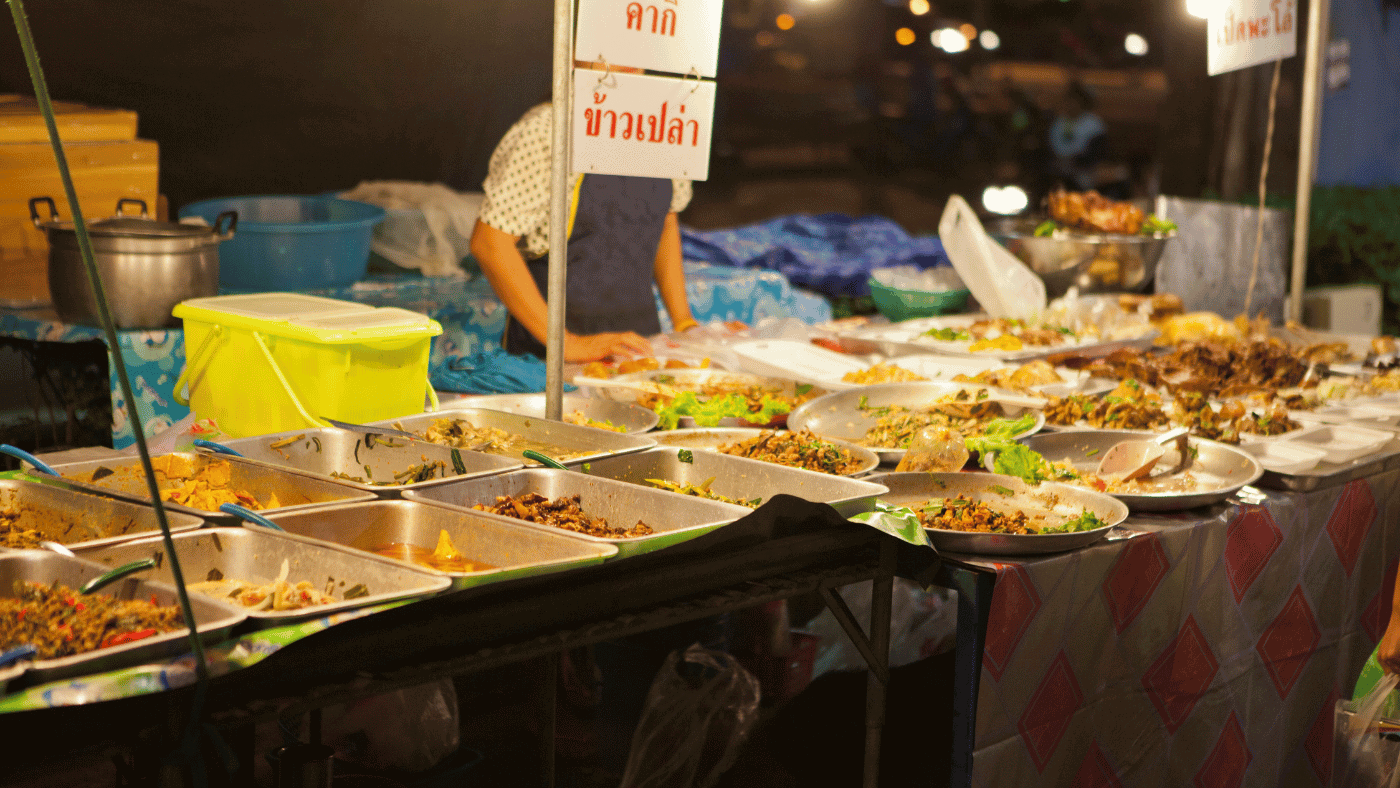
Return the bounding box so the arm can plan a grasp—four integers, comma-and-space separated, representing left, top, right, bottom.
564, 331, 652, 362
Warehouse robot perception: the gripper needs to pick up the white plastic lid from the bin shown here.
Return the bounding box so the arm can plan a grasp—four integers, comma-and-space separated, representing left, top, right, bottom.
178, 292, 373, 321
293, 307, 435, 332
938, 195, 1046, 320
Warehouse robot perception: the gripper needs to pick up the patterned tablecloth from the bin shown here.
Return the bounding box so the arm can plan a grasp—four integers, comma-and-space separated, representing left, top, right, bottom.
959, 473, 1400, 788
0, 262, 830, 448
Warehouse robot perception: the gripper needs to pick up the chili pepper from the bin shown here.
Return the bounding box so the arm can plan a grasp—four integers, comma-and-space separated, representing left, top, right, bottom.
16, 608, 24, 621
150, 594, 158, 606
101, 628, 157, 648
72, 601, 86, 612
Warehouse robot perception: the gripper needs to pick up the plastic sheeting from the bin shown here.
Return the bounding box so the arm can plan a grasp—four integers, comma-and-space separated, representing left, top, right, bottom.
1153, 196, 1291, 322
681, 214, 952, 299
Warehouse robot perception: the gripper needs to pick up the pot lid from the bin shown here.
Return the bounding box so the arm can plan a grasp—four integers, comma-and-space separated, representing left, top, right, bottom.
85, 215, 214, 238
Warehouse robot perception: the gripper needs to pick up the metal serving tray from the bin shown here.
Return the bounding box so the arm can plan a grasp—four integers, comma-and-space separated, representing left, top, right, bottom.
369, 408, 655, 467
1018, 430, 1263, 512
262, 500, 617, 589
788, 382, 1045, 465
580, 447, 889, 518
45, 453, 377, 522
0, 551, 244, 687
219, 428, 523, 494
403, 469, 752, 559
865, 471, 1129, 556
451, 394, 660, 433
0, 478, 203, 550
72, 527, 451, 622
647, 428, 881, 476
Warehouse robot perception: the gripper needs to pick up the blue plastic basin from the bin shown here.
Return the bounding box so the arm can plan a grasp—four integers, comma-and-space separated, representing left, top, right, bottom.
179, 195, 386, 292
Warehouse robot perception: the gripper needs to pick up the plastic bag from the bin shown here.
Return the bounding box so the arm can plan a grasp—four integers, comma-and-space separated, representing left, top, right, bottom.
1336, 672, 1400, 787
338, 181, 482, 277
619, 643, 761, 788
319, 679, 460, 773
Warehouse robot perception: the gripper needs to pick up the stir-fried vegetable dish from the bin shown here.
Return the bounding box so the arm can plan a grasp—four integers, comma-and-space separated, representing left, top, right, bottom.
842, 363, 927, 385
407, 418, 582, 460
647, 477, 761, 508
186, 558, 352, 611
635, 375, 820, 430
717, 429, 865, 475
565, 411, 627, 432
914, 497, 1107, 535
371, 529, 495, 573
858, 392, 1017, 449
1, 581, 183, 659
474, 493, 653, 538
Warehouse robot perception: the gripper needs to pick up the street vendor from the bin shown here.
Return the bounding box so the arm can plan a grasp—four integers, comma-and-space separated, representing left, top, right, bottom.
470, 68, 700, 363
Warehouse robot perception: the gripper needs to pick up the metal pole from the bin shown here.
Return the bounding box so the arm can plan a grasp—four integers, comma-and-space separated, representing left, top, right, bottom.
545, 0, 574, 421
1289, 0, 1329, 322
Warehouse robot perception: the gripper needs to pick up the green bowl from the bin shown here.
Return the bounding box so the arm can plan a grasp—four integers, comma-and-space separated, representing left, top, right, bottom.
867, 277, 970, 322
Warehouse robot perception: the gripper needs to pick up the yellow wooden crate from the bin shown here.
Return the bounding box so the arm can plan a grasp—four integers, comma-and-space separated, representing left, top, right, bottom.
0, 95, 138, 144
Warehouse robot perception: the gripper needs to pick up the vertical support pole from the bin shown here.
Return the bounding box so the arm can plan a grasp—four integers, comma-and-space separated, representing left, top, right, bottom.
862, 540, 896, 788
545, 0, 575, 421
1288, 0, 1330, 322
940, 565, 996, 788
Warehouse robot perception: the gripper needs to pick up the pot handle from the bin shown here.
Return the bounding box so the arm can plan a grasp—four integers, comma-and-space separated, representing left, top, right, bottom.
115, 198, 149, 218
213, 211, 238, 240
28, 196, 57, 228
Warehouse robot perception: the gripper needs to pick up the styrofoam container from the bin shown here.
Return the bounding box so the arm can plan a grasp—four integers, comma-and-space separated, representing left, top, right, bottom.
1278, 424, 1394, 464
1242, 440, 1329, 474
173, 293, 442, 438
730, 340, 868, 386
1293, 403, 1400, 429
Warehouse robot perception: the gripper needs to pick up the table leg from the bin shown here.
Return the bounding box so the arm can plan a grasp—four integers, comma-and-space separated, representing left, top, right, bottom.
937, 565, 996, 788
538, 652, 559, 788
862, 542, 895, 788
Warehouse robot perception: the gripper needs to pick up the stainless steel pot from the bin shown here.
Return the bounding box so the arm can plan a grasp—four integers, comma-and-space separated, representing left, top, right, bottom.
32, 197, 236, 329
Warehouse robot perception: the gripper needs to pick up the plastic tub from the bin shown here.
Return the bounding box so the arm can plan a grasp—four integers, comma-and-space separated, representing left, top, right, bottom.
867, 276, 970, 321
172, 293, 441, 438
178, 195, 385, 291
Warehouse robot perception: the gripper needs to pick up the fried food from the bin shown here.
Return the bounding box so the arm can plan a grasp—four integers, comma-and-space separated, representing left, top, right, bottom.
859, 393, 1008, 449
1043, 379, 1169, 430
915, 496, 1034, 534
1, 581, 183, 659
717, 429, 865, 475
647, 477, 761, 508
842, 363, 928, 385
1047, 189, 1146, 234
564, 411, 627, 432
955, 360, 1064, 392
78, 456, 280, 513
473, 492, 653, 538
409, 417, 583, 459
186, 559, 343, 611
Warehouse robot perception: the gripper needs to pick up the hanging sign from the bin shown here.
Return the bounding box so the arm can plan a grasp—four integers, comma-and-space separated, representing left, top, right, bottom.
1207, 0, 1297, 75
572, 69, 715, 181
575, 0, 724, 77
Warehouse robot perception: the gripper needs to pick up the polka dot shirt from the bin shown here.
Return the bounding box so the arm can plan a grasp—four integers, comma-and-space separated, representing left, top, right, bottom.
478, 103, 692, 259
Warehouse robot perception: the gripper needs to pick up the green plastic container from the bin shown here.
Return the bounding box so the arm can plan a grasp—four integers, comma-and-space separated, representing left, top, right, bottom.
867, 276, 970, 321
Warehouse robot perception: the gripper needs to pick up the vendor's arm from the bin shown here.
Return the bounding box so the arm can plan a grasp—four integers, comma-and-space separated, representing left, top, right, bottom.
470, 220, 651, 361
1379, 572, 1400, 674
653, 212, 697, 332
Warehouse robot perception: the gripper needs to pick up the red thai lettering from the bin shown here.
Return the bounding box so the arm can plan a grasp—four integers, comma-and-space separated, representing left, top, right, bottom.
626, 2, 642, 30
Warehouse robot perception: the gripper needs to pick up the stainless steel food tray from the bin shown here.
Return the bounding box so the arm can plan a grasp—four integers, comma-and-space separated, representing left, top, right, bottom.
263, 500, 617, 589
369, 408, 655, 466
1018, 430, 1263, 511
451, 394, 660, 433
0, 551, 244, 687
580, 447, 889, 518
648, 428, 880, 476
219, 428, 523, 494
0, 478, 203, 550
403, 469, 752, 559
864, 472, 1129, 555
44, 453, 378, 522
788, 382, 1045, 465
72, 527, 451, 621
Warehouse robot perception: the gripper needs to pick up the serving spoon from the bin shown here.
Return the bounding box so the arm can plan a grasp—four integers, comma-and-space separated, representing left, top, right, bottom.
1096, 426, 1191, 482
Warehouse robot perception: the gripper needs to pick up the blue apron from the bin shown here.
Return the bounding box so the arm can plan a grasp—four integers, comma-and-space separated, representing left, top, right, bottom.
503, 173, 672, 358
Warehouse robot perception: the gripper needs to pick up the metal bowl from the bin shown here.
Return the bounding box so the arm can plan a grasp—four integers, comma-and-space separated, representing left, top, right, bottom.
987, 217, 1174, 298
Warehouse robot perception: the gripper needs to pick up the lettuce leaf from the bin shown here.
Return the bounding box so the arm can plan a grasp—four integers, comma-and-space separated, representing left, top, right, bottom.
654, 392, 792, 430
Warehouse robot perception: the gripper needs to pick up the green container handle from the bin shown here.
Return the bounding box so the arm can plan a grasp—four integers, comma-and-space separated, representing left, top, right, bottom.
80, 558, 159, 595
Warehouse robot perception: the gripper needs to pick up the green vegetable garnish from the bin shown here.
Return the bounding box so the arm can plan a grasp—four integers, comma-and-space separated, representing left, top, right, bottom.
1141, 216, 1178, 235
677, 449, 694, 463
922, 327, 970, 341
989, 484, 1015, 497
1043, 509, 1108, 534
1085, 448, 1100, 457
1034, 220, 1058, 237
653, 391, 793, 430
795, 383, 814, 395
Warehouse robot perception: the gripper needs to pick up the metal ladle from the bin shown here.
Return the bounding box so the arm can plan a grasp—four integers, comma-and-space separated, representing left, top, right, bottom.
1096, 426, 1191, 482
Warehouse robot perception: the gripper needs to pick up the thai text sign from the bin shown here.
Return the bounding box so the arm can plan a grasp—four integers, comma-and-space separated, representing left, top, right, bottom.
1207, 0, 1297, 75
575, 0, 723, 77
572, 69, 715, 181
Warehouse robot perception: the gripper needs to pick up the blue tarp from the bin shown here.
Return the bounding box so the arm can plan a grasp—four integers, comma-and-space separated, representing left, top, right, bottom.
681, 213, 951, 298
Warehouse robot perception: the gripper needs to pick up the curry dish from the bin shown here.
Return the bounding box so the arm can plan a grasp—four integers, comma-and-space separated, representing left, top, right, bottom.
75, 455, 280, 512
1, 581, 183, 659
473, 493, 653, 539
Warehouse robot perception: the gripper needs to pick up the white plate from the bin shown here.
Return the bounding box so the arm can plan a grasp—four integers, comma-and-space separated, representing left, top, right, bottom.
1278, 424, 1393, 464
729, 340, 868, 386
1242, 440, 1329, 474
836, 314, 1159, 361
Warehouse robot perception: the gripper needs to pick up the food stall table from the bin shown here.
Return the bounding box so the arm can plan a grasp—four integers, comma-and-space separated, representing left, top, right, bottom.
934, 471, 1400, 788
0, 497, 916, 788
